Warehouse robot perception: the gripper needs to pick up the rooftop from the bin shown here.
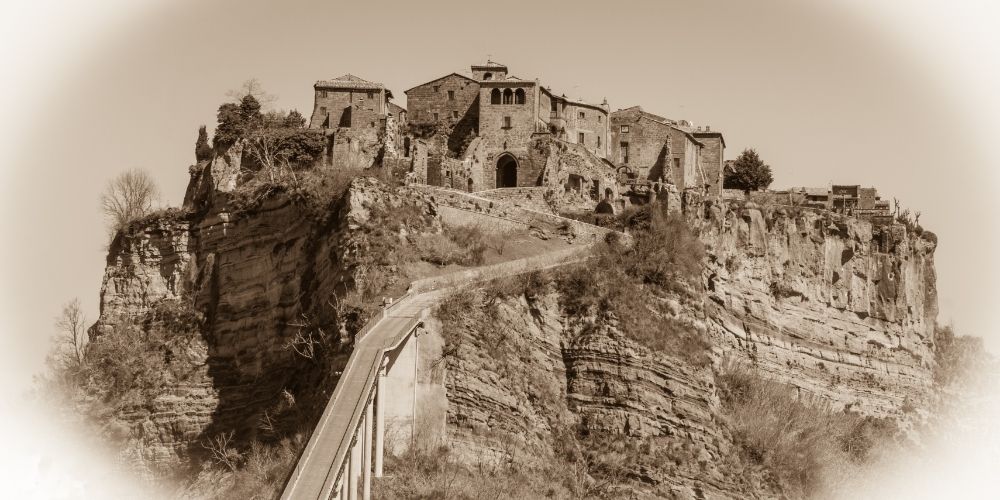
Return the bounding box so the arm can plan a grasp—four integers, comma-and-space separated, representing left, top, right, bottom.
315, 74, 385, 90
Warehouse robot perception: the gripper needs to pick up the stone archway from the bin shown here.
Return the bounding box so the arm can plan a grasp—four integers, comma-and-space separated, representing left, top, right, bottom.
496, 154, 518, 188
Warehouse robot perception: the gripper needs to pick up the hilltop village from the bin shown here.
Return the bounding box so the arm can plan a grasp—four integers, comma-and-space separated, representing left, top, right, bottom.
305, 61, 893, 222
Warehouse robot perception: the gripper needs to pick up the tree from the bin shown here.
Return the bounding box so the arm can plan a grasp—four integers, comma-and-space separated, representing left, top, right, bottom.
100, 169, 160, 236
225, 78, 277, 109
52, 298, 87, 373
195, 125, 213, 161
724, 148, 774, 192
284, 109, 306, 128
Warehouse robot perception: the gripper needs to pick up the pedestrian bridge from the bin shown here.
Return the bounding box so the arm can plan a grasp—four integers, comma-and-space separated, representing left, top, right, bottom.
280, 187, 617, 500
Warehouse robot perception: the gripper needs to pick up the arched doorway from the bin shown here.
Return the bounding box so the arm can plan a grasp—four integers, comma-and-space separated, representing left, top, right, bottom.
496, 154, 518, 188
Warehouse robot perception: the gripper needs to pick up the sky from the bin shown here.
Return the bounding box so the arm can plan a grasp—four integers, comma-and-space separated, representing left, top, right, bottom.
1, 0, 999, 392
0, 1, 999, 498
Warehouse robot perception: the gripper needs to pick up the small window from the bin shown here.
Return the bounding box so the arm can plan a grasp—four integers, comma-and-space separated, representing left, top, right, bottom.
578, 132, 585, 144
597, 135, 601, 148
319, 106, 327, 114
620, 142, 629, 163
367, 91, 374, 99
452, 110, 459, 119
503, 116, 512, 129
433, 112, 439, 121
448, 90, 455, 101
433, 85, 439, 92
578, 111, 585, 119
319, 90, 328, 98
483, 72, 493, 80
598, 115, 602, 123
621, 125, 629, 133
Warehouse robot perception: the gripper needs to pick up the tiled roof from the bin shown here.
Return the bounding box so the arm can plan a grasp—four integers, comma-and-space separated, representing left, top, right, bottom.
315, 74, 385, 90
472, 61, 507, 69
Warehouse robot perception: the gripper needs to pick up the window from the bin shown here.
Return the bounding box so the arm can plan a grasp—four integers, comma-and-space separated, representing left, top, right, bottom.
452, 110, 459, 119
503, 116, 512, 129
319, 90, 328, 98
491, 88, 501, 104
621, 125, 630, 133
514, 88, 526, 104
367, 91, 374, 99
433, 85, 439, 92
502, 88, 513, 104
483, 72, 493, 80
597, 135, 601, 148
578, 132, 585, 144
620, 142, 629, 163
319, 106, 327, 114
433, 112, 439, 121
448, 90, 455, 101
598, 115, 602, 123
578, 111, 585, 119
673, 157, 680, 171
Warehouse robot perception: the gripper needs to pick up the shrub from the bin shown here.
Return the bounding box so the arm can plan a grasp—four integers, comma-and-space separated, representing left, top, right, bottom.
716, 362, 898, 496
934, 323, 987, 386
195, 125, 214, 161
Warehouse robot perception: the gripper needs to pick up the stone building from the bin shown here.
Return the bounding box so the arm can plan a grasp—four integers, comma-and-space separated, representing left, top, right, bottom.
609, 106, 716, 191
693, 127, 726, 196
309, 74, 388, 130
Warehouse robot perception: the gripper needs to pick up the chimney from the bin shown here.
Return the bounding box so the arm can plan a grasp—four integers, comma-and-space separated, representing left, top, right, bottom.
697, 126, 703, 132
706, 125, 711, 132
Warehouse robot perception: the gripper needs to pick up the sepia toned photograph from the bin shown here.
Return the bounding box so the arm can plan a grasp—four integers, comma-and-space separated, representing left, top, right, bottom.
1, 1, 998, 498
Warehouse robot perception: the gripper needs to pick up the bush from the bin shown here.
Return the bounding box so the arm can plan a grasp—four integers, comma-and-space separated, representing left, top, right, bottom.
195, 125, 214, 161
717, 362, 898, 496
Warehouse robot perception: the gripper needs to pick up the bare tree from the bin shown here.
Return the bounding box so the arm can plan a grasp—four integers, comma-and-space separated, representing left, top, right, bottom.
99, 169, 160, 237
53, 298, 88, 372
226, 78, 277, 109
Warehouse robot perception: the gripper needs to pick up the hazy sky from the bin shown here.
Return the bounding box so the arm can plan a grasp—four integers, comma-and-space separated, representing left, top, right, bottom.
2, 0, 999, 393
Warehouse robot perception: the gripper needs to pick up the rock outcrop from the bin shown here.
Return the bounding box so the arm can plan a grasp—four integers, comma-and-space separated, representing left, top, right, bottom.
701, 204, 938, 419
91, 167, 440, 475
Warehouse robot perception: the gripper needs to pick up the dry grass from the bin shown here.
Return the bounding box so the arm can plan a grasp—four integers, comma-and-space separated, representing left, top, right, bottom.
716, 362, 898, 497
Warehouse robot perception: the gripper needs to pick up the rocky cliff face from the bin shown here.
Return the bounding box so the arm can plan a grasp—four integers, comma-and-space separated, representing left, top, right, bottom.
91, 166, 440, 475
701, 203, 938, 419
427, 200, 939, 499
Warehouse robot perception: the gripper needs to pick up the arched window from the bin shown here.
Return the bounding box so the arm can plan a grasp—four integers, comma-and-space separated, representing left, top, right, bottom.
514, 88, 526, 104
502, 88, 513, 104
490, 88, 501, 104
483, 72, 493, 81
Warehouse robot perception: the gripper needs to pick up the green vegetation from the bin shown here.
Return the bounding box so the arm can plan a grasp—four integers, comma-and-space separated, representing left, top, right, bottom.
554, 205, 710, 364
716, 362, 898, 497
724, 148, 774, 192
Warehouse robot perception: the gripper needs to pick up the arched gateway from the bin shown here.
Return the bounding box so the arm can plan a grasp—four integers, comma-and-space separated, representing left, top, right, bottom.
496, 154, 518, 188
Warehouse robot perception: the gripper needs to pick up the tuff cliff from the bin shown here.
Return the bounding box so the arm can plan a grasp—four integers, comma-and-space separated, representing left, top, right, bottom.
701, 202, 938, 419
398, 199, 940, 499
89, 158, 442, 477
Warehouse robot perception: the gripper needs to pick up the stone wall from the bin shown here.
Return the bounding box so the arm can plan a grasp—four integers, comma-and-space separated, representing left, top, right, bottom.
694, 132, 725, 196
309, 88, 385, 130
478, 82, 538, 155
405, 74, 479, 127
475, 187, 554, 213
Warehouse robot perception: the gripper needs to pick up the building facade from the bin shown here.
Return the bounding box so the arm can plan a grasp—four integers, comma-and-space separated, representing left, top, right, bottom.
309, 74, 388, 130
609, 106, 708, 190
